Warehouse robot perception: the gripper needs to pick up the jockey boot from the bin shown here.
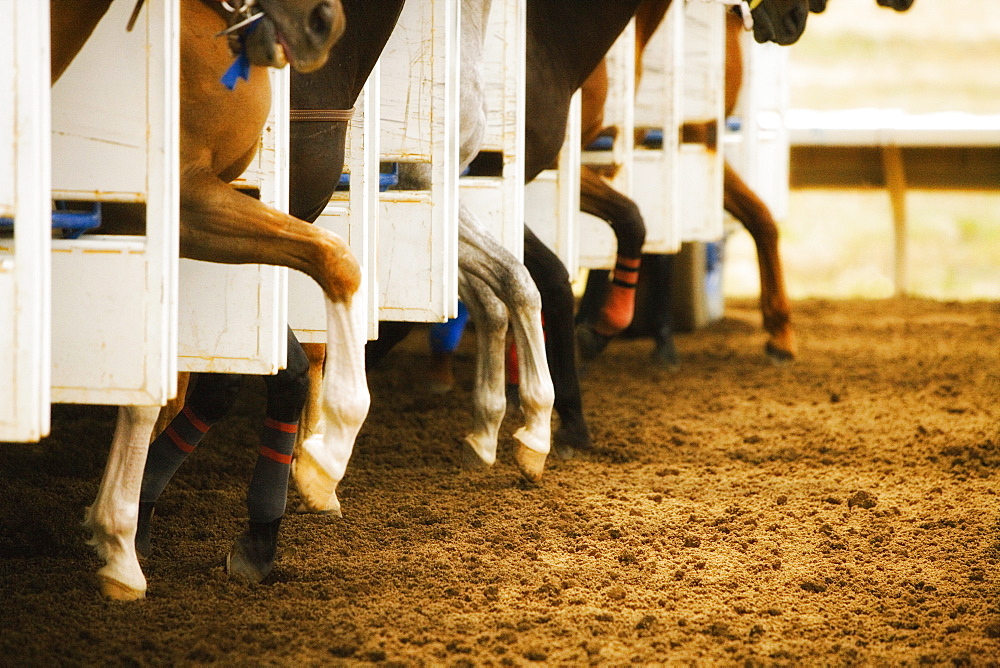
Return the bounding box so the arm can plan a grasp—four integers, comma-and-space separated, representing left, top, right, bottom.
135, 501, 155, 559
227, 517, 282, 584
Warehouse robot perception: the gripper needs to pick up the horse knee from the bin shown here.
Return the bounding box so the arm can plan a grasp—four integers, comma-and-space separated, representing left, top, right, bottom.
612, 198, 646, 258
315, 229, 362, 302
263, 333, 310, 423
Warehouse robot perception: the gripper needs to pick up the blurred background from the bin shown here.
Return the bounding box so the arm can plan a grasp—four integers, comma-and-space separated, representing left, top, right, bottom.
723, 0, 1000, 301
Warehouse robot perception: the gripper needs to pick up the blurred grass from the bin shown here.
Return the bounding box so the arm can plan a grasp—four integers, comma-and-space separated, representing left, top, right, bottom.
724, 0, 1000, 302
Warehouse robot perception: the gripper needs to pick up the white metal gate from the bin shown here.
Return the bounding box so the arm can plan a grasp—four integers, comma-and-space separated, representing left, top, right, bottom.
0, 0, 51, 441
377, 0, 461, 323
47, 0, 180, 406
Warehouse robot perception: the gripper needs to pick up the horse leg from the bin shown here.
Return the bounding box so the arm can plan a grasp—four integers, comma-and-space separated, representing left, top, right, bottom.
426, 303, 470, 394
228, 328, 309, 583
292, 296, 369, 514
178, 173, 368, 515
523, 226, 590, 457
722, 161, 797, 362
460, 210, 554, 482
135, 372, 242, 558
645, 252, 680, 368
82, 404, 159, 601
575, 167, 645, 362
455, 272, 509, 471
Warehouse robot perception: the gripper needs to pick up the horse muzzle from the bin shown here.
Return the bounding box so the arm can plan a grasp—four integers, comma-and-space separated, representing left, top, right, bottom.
250, 0, 344, 73
751, 1, 809, 45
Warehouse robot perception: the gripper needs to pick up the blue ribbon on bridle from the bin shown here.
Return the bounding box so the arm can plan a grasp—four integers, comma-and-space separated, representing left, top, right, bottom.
220, 19, 258, 90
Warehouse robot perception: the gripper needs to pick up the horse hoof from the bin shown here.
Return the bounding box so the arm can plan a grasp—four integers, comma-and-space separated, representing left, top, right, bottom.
555, 422, 592, 454
576, 323, 612, 363
227, 519, 281, 585
135, 501, 155, 560
765, 341, 796, 365
552, 440, 575, 460
292, 445, 341, 514
514, 444, 547, 483
651, 339, 680, 370
98, 575, 145, 601
461, 441, 492, 471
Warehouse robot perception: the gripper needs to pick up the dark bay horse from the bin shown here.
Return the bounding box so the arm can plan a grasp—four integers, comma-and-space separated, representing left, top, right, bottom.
519, 0, 809, 456
371, 0, 810, 458
50, 0, 347, 599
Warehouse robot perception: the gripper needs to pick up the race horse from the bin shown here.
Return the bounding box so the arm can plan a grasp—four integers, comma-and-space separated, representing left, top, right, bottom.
304, 0, 556, 498
578, 0, 917, 367
401, 0, 812, 458
51, 0, 349, 600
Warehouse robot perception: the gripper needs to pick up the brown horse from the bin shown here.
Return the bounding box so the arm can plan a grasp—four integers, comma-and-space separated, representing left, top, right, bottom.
50, 0, 346, 599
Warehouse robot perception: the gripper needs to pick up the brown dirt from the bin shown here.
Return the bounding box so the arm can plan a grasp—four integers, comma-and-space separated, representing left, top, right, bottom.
2, 297, 999, 666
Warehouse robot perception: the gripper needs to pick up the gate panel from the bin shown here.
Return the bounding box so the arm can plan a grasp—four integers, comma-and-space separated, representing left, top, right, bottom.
678, 0, 725, 242
377, 0, 460, 323
48, 0, 179, 405
0, 0, 51, 441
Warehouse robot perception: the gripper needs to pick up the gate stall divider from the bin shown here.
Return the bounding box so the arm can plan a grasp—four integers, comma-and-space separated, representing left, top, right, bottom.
0, 0, 51, 442
376, 0, 461, 324
45, 0, 180, 407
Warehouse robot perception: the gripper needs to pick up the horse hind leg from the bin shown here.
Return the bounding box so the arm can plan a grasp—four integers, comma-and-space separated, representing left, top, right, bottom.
456, 271, 509, 472
82, 404, 160, 600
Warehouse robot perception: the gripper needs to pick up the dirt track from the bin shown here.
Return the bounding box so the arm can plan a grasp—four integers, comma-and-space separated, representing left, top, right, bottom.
2, 297, 998, 665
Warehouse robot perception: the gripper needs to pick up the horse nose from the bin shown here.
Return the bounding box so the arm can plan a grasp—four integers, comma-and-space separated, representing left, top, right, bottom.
785, 4, 808, 41
308, 1, 344, 47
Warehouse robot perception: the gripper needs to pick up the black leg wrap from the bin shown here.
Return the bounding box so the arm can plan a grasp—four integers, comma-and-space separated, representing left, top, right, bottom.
135, 501, 155, 559
186, 373, 243, 424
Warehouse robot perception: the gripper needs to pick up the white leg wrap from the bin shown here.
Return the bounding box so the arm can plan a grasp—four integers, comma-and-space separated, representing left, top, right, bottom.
293, 296, 370, 514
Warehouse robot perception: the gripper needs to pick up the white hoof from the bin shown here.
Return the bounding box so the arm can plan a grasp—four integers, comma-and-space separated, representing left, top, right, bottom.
461, 439, 493, 471
97, 572, 146, 601
513, 443, 547, 483
292, 438, 342, 515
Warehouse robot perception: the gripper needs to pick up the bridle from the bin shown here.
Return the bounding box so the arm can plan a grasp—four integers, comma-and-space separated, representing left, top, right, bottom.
126, 0, 267, 35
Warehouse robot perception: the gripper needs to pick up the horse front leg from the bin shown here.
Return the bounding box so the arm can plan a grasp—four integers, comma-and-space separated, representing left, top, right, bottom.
83, 405, 159, 600
179, 174, 369, 515
456, 271, 509, 471
723, 161, 797, 362
293, 296, 370, 514
575, 167, 646, 363
460, 209, 554, 481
